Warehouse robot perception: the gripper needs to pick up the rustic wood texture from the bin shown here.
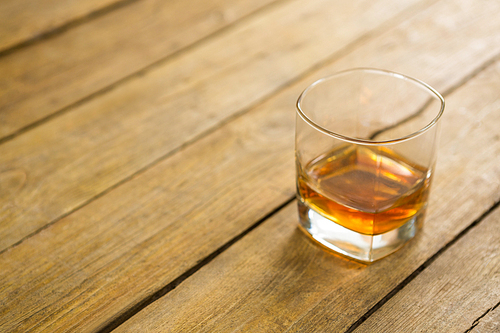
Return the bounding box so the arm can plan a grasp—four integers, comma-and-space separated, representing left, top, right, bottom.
2, 0, 499, 254
470, 304, 500, 333
0, 0, 429, 251
352, 206, 500, 332
0, 0, 121, 52
0, 0, 124, 52
1, 0, 500, 331
108, 58, 500, 332
0, 0, 435, 331
0, 0, 277, 139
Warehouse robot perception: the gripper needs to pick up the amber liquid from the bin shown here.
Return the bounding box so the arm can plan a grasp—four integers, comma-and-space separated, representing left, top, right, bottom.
298, 145, 430, 235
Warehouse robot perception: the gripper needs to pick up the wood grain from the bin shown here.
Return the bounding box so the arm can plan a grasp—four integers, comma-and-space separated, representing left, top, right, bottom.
0, 0, 277, 139
1, 0, 500, 331
469, 303, 500, 333
351, 206, 500, 332
0, 0, 428, 251
112, 59, 500, 332
0, 0, 432, 331
0, 0, 122, 53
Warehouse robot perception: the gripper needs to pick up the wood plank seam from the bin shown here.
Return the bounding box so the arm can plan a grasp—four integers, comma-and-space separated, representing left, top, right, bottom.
463, 300, 500, 333
96, 196, 296, 333
0, 0, 498, 326
0, 0, 438, 254
344, 198, 500, 333
439, 52, 500, 100
1, 0, 499, 330
0, 0, 140, 57
0, 0, 436, 148
369, 51, 500, 141
0, 0, 493, 256
291, 52, 500, 331
0, 106, 286, 256
0, 0, 294, 147
103, 109, 499, 332
3, 46, 497, 259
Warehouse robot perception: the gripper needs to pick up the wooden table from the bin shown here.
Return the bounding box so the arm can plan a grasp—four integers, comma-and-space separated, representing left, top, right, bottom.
1, 0, 499, 331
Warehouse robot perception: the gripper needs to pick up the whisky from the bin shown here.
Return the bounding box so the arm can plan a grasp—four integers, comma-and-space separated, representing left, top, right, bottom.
297, 145, 430, 235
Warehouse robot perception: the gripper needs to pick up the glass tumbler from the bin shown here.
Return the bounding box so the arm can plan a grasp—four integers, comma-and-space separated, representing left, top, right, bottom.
295, 68, 444, 262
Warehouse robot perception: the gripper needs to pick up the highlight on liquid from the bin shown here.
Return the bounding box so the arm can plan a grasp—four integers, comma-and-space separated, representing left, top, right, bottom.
297, 145, 431, 235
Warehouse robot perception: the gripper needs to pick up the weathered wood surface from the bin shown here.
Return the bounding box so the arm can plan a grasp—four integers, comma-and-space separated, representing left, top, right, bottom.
1, 0, 499, 331
352, 206, 500, 332
0, 0, 121, 52
111, 58, 500, 332
0, 0, 430, 251
0, 0, 438, 331
0, 0, 277, 139
3, 0, 499, 254
470, 304, 500, 333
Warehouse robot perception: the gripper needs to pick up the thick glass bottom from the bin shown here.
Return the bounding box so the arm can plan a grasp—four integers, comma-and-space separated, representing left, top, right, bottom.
297, 200, 423, 262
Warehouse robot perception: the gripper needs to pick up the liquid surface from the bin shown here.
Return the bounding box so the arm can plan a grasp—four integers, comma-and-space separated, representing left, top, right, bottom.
297, 145, 430, 235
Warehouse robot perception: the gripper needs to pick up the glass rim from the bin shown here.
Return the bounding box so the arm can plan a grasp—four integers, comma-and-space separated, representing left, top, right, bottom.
296, 68, 445, 145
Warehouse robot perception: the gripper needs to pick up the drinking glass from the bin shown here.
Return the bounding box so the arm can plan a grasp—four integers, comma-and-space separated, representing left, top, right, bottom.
295, 68, 444, 262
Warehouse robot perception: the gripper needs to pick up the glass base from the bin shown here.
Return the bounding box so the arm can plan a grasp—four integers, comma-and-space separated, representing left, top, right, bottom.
297, 201, 422, 262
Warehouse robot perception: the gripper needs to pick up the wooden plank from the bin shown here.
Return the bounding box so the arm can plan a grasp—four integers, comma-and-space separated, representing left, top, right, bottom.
470, 304, 500, 333
0, 0, 429, 251
0, 0, 278, 139
0, 0, 121, 53
1, 0, 500, 331
0, 0, 429, 331
112, 59, 500, 332
351, 206, 500, 332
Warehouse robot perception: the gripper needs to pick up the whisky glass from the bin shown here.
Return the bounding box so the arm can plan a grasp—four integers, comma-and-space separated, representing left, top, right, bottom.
296, 68, 444, 262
